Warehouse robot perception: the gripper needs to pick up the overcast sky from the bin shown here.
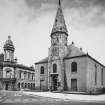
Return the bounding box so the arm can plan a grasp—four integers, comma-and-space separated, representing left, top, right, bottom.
0, 0, 105, 66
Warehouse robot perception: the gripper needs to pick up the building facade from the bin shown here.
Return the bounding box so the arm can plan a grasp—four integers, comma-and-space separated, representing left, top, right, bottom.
35, 0, 105, 94
0, 36, 35, 91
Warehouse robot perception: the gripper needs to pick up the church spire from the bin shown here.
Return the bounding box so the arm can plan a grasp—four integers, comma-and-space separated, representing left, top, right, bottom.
59, 0, 61, 7
51, 0, 68, 36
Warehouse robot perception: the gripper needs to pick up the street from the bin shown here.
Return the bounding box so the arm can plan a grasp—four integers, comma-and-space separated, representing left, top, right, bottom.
0, 91, 105, 105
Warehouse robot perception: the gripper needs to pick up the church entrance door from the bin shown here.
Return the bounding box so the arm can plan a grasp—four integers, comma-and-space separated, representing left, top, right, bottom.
71, 79, 77, 91
52, 75, 58, 91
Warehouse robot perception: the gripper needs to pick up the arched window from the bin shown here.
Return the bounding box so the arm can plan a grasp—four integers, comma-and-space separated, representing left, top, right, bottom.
71, 62, 77, 72
40, 66, 44, 74
31, 83, 33, 89
53, 64, 57, 73
6, 68, 12, 78
28, 83, 30, 88
21, 82, 24, 88
25, 83, 27, 88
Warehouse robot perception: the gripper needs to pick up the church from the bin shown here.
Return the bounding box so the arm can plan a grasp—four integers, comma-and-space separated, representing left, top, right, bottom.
0, 36, 35, 91
35, 0, 105, 94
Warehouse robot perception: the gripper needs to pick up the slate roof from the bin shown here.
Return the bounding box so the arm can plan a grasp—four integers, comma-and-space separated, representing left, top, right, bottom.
65, 43, 85, 58
51, 0, 68, 36
35, 43, 85, 65
35, 57, 48, 64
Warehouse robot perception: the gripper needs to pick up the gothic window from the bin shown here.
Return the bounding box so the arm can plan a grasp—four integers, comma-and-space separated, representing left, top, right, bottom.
53, 64, 57, 73
71, 62, 77, 73
101, 68, 103, 85
95, 64, 97, 85
40, 66, 44, 74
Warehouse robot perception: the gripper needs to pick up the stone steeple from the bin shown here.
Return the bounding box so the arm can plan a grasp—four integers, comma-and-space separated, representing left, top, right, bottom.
48, 0, 69, 91
51, 0, 68, 36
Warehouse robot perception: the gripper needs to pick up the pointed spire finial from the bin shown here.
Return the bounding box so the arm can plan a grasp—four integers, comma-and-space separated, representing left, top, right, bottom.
59, 0, 61, 7
8, 35, 11, 40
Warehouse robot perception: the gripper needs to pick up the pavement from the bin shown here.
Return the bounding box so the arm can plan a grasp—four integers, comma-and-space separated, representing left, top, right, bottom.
23, 91, 105, 102
0, 91, 105, 105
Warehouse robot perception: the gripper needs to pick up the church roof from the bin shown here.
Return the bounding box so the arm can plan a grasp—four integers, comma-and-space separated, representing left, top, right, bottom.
35, 43, 85, 65
66, 42, 85, 58
35, 57, 48, 64
16, 64, 35, 71
51, 0, 68, 36
1, 61, 35, 71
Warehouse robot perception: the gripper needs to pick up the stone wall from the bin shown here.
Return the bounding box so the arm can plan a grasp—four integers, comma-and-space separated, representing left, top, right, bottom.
35, 63, 48, 91
64, 57, 87, 92
86, 57, 105, 94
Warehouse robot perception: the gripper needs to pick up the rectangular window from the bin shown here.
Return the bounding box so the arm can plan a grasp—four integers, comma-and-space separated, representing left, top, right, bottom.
101, 69, 103, 85
95, 64, 97, 85
32, 73, 34, 80
24, 71, 26, 79
28, 72, 30, 80
19, 70, 21, 79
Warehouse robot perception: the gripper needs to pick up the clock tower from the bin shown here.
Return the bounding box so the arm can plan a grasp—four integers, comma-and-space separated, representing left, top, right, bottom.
48, 0, 69, 91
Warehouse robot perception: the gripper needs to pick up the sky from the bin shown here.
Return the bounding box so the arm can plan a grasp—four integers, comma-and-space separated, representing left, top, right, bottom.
0, 0, 105, 67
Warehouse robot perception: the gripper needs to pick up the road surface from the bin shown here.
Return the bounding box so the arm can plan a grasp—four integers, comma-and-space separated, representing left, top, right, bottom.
0, 91, 105, 105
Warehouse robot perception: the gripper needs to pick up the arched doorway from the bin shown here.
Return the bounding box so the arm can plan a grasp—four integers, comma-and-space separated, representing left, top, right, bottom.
52, 75, 58, 91
51, 64, 58, 91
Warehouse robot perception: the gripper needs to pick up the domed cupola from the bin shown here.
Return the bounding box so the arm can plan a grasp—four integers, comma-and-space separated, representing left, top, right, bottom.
4, 36, 15, 62
4, 36, 15, 51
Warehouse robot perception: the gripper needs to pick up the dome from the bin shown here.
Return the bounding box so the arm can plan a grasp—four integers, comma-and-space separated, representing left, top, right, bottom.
4, 36, 15, 51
